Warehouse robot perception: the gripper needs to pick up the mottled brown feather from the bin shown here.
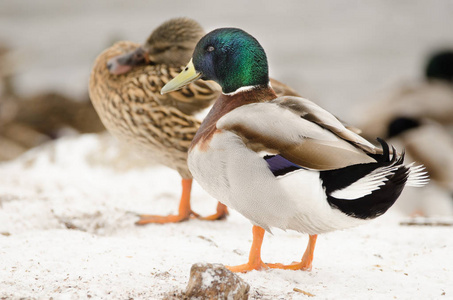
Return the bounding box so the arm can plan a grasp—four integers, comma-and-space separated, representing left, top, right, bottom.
89, 41, 219, 178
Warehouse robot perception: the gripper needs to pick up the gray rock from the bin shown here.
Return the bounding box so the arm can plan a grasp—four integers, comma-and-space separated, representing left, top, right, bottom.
182, 263, 250, 300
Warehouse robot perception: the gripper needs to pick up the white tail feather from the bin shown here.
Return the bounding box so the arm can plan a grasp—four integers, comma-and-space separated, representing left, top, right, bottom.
331, 165, 399, 200
330, 161, 428, 200
406, 163, 429, 187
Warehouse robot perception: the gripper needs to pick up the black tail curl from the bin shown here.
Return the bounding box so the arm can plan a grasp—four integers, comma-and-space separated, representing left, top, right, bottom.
368, 137, 403, 164
320, 138, 409, 219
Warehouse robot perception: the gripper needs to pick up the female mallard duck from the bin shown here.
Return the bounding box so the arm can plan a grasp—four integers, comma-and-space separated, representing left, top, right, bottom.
161, 28, 429, 272
89, 18, 300, 225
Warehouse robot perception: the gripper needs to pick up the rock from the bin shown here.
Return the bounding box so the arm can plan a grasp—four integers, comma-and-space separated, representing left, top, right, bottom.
183, 263, 250, 300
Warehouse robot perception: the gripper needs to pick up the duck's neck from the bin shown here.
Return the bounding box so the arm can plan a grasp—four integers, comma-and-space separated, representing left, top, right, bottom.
191, 83, 277, 150
222, 84, 263, 96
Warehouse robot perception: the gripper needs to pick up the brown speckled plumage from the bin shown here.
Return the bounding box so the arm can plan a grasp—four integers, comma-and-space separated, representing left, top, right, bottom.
89, 40, 220, 178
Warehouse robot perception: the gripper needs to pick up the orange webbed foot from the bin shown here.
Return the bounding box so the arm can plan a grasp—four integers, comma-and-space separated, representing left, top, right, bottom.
136, 178, 194, 225
267, 234, 318, 271
225, 225, 267, 273
267, 261, 312, 271
197, 202, 229, 221
136, 180, 230, 225
226, 261, 269, 273
135, 212, 192, 225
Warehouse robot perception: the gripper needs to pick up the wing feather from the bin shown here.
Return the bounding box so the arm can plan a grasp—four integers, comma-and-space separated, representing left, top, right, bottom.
217, 96, 378, 170
273, 96, 378, 153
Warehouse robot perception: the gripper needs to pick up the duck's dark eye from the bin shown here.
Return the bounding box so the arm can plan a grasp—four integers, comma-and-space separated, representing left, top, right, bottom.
207, 46, 215, 52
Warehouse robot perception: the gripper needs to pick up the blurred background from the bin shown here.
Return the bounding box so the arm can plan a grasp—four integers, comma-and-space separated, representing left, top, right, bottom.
1, 0, 452, 151
1, 0, 453, 216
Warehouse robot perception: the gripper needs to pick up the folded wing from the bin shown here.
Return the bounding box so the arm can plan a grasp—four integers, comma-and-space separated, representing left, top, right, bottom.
217, 96, 379, 170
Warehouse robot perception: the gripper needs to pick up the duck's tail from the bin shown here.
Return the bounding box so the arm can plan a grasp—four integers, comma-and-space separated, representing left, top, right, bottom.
321, 138, 428, 219
405, 163, 429, 187
370, 138, 429, 188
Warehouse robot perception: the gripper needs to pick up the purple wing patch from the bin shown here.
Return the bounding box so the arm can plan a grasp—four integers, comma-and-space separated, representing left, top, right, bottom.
264, 155, 303, 177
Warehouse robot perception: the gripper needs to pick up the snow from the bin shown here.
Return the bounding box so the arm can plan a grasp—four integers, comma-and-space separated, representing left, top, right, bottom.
200, 266, 222, 289
1, 134, 452, 299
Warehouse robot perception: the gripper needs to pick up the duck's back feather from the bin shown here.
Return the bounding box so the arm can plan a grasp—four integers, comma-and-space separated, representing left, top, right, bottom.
273, 97, 378, 153
217, 96, 378, 170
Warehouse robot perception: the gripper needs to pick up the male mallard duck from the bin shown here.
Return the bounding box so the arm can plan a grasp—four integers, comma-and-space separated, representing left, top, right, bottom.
161, 28, 428, 272
89, 18, 300, 225
358, 50, 453, 140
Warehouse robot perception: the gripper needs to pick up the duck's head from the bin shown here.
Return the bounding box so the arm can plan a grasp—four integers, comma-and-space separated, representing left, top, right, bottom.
161, 28, 270, 94
108, 18, 205, 75
425, 50, 453, 83
387, 116, 421, 138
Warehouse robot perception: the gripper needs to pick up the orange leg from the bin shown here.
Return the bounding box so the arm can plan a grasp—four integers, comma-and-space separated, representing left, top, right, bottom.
197, 202, 229, 221
136, 179, 229, 225
136, 178, 193, 225
226, 225, 269, 273
268, 234, 318, 271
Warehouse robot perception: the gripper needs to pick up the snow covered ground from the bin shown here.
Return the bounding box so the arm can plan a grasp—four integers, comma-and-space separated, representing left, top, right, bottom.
1, 134, 452, 299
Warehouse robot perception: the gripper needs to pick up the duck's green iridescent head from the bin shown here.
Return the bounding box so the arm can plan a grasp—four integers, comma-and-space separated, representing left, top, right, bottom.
161, 28, 270, 95
193, 28, 269, 93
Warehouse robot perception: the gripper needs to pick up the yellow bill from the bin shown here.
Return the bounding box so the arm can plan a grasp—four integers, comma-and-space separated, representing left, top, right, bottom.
161, 59, 202, 94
